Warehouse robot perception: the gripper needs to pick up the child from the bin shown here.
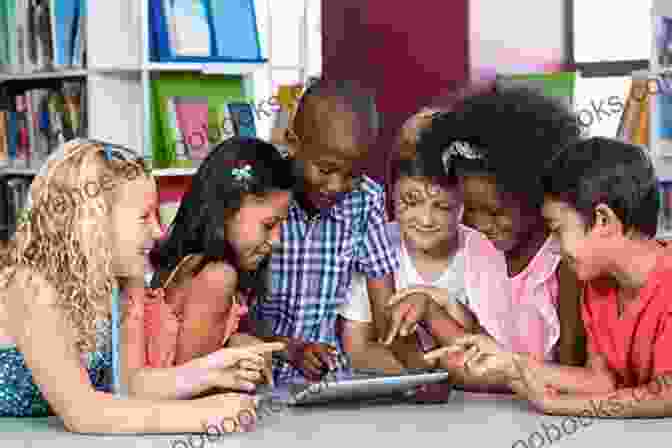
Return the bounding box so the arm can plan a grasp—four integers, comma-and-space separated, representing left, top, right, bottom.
339, 108, 475, 372
385, 88, 587, 388
0, 139, 261, 433
439, 137, 672, 418
252, 78, 400, 383
123, 137, 295, 398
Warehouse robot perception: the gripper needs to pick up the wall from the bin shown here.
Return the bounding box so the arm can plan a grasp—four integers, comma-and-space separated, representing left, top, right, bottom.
470, 0, 566, 79
322, 0, 469, 186
322, 0, 566, 206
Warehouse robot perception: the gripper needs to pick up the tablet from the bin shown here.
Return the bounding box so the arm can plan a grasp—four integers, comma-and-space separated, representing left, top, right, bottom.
286, 368, 452, 406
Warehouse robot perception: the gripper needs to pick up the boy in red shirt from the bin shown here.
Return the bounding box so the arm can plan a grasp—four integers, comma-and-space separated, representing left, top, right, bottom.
428, 137, 672, 417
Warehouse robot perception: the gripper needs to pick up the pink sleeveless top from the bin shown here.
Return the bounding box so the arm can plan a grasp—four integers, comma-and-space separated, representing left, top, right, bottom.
124, 270, 247, 369
463, 228, 561, 360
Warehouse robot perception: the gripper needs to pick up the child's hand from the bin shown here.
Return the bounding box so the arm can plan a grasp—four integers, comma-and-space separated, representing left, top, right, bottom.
287, 341, 337, 380
424, 334, 517, 379
381, 287, 434, 345
200, 343, 285, 384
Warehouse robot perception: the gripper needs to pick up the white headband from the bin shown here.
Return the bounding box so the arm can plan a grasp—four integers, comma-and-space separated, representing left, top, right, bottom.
441, 140, 483, 173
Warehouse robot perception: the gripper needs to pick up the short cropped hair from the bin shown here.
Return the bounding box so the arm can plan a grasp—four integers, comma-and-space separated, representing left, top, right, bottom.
291, 78, 379, 143
542, 137, 659, 237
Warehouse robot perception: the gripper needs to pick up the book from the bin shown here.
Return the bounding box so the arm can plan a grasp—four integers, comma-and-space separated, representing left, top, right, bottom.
0, 111, 8, 166
165, 97, 189, 165
172, 96, 210, 162
209, 102, 235, 144
209, 0, 261, 60
149, 0, 263, 63
151, 72, 245, 168
49, 0, 79, 67
227, 101, 256, 137
170, 0, 211, 57
495, 72, 576, 109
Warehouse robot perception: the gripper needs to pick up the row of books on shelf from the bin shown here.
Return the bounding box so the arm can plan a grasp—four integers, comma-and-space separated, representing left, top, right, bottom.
656, 16, 672, 69
0, 0, 85, 74
150, 0, 263, 63
617, 74, 672, 155
158, 96, 257, 168
0, 80, 85, 169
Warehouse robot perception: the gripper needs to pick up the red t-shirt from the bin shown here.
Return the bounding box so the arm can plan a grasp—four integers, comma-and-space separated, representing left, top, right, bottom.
582, 254, 672, 387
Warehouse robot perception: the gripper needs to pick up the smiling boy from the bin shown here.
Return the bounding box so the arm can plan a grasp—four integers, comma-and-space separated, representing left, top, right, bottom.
253, 79, 401, 383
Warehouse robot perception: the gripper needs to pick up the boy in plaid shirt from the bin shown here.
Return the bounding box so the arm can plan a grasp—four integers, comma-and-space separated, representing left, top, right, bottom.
253, 79, 402, 383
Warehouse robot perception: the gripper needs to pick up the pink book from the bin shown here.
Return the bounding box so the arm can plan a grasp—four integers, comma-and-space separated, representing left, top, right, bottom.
172, 97, 210, 162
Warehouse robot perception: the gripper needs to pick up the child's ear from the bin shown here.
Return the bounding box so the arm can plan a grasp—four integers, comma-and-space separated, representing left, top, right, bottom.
593, 203, 623, 237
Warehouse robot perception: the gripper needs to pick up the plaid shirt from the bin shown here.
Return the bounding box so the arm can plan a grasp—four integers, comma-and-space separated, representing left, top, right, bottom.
254, 176, 399, 382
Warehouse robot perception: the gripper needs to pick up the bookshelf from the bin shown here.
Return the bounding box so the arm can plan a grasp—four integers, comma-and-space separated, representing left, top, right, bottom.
0, 0, 272, 241
0, 0, 268, 169
650, 0, 672, 238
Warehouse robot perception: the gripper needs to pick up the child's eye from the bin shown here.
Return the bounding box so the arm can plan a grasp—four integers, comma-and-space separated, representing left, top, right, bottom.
319, 168, 333, 175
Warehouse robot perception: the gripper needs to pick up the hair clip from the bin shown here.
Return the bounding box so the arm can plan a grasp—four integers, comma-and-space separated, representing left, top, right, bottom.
232, 164, 254, 183
441, 140, 483, 173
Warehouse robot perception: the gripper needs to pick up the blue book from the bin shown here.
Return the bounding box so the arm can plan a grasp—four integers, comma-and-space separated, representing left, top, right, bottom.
659, 91, 672, 139
50, 0, 79, 67
227, 102, 256, 137
71, 0, 85, 67
209, 0, 261, 61
170, 0, 211, 57
6, 110, 16, 162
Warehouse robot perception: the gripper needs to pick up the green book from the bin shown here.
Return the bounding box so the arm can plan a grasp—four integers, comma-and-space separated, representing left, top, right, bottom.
495, 72, 576, 108
7, 0, 16, 69
151, 72, 247, 168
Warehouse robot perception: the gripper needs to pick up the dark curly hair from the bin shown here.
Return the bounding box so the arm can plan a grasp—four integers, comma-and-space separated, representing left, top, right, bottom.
419, 87, 581, 210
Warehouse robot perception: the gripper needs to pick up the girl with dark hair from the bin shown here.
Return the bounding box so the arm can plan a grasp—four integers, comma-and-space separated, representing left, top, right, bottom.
123, 137, 296, 402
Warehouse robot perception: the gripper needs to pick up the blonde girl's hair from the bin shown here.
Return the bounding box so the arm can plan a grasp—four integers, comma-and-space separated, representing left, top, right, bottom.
0, 139, 149, 353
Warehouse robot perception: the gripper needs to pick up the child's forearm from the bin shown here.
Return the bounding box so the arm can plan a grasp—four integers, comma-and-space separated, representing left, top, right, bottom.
126, 360, 214, 400
367, 275, 395, 340
513, 353, 615, 395
541, 375, 672, 418
67, 391, 238, 434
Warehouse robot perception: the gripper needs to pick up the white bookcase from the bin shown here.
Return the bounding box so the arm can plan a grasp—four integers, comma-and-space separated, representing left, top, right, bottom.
0, 0, 269, 178
649, 0, 672, 239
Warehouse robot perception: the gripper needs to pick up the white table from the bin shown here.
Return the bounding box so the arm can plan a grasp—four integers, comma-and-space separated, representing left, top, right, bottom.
1, 391, 671, 448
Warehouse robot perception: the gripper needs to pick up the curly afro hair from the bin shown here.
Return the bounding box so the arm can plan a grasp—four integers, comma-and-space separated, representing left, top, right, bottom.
419, 87, 581, 210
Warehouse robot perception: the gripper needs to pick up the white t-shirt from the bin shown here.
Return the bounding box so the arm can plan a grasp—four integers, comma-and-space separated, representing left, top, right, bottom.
337, 222, 468, 322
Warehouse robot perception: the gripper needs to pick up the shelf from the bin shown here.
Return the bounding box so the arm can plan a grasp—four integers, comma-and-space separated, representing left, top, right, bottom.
144, 62, 266, 75
653, 0, 672, 19
0, 69, 88, 82
0, 168, 37, 176
152, 168, 197, 176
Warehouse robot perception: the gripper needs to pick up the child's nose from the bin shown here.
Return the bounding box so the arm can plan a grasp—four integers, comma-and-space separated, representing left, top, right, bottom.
325, 174, 347, 194
150, 215, 162, 240
270, 225, 281, 243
